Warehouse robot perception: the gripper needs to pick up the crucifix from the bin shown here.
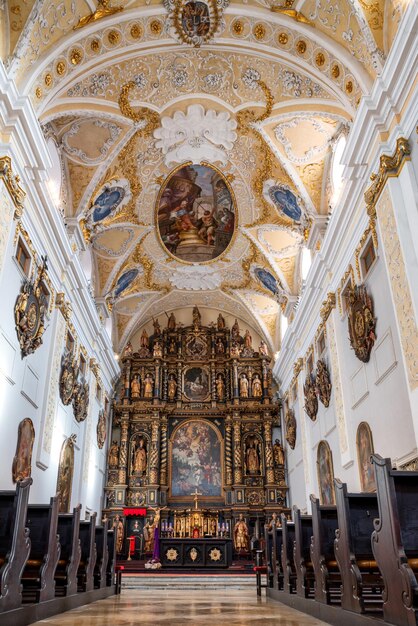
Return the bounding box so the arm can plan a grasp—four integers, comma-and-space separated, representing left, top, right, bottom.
191, 488, 202, 510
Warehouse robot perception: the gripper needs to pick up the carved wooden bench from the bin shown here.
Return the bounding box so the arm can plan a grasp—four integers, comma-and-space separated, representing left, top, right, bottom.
293, 506, 315, 599
371, 454, 418, 626
281, 514, 297, 594
334, 479, 383, 614
0, 478, 31, 612
94, 519, 109, 589
54, 505, 81, 597
310, 494, 341, 605
21, 495, 60, 602
77, 513, 97, 593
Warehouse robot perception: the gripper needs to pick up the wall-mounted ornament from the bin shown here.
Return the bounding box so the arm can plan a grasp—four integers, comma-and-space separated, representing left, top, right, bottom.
304, 373, 318, 421
14, 256, 48, 358
12, 418, 35, 482
97, 409, 107, 449
156, 163, 236, 263
154, 105, 237, 166
285, 408, 296, 449
164, 0, 229, 47
56, 434, 76, 513
266, 182, 302, 222
73, 380, 89, 423
347, 284, 376, 363
59, 350, 80, 405
315, 359, 332, 407
0, 155, 26, 218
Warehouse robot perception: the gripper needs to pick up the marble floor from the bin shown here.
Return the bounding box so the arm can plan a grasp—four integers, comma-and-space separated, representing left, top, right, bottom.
31, 590, 331, 625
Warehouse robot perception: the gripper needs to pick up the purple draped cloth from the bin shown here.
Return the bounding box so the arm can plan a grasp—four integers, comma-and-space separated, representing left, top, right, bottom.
152, 524, 160, 561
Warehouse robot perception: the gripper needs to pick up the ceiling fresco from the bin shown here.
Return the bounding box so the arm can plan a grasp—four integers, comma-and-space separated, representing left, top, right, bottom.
0, 0, 407, 354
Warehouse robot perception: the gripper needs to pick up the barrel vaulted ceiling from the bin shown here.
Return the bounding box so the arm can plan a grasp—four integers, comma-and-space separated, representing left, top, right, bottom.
0, 0, 406, 353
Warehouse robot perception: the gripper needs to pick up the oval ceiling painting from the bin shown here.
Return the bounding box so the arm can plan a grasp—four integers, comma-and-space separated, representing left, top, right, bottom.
254, 267, 281, 297
114, 268, 139, 297
157, 164, 236, 263
91, 186, 125, 223
268, 185, 302, 222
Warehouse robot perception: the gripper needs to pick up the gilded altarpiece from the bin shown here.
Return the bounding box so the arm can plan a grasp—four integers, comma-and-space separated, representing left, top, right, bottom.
104, 310, 289, 533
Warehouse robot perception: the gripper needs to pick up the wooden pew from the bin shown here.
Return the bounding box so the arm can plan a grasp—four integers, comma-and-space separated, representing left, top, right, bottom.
106, 529, 116, 587
281, 514, 297, 594
94, 520, 109, 589
77, 513, 97, 593
54, 505, 81, 597
0, 478, 31, 612
310, 494, 340, 605
293, 506, 315, 599
21, 495, 61, 602
334, 479, 383, 614
272, 522, 284, 591
263, 523, 274, 588
371, 454, 418, 626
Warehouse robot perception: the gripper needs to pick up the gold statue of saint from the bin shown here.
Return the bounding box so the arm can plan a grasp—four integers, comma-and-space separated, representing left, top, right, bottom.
252, 374, 262, 398
74, 0, 124, 30
168, 375, 177, 400
234, 514, 249, 551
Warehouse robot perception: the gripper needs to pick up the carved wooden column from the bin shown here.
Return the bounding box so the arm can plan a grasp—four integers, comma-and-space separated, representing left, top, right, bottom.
233, 418, 243, 484
118, 413, 130, 486
153, 362, 160, 401
233, 360, 239, 402
123, 360, 131, 404
264, 418, 275, 484
262, 359, 268, 400
149, 420, 160, 485
160, 418, 168, 487
177, 360, 182, 402
225, 417, 233, 486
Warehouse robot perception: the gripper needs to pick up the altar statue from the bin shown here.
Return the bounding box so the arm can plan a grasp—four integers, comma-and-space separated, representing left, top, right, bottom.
168, 374, 177, 400
217, 313, 225, 330
193, 305, 201, 328
153, 318, 161, 337
133, 437, 147, 474
140, 329, 149, 348
148, 506, 167, 561
273, 439, 285, 466
259, 340, 268, 356
153, 340, 163, 358
131, 374, 141, 398
234, 514, 249, 551
231, 318, 240, 340
114, 515, 124, 554
244, 329, 252, 348
240, 373, 249, 398
167, 312, 176, 330
252, 374, 262, 398
216, 374, 225, 401
144, 373, 154, 398
245, 438, 260, 474
108, 440, 119, 468
123, 341, 133, 356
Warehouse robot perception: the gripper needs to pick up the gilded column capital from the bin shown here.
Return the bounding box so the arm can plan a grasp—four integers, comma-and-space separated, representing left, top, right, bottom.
0, 156, 26, 218
364, 137, 411, 215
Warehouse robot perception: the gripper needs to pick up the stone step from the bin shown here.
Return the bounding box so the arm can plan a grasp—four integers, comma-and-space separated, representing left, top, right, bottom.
122, 574, 256, 590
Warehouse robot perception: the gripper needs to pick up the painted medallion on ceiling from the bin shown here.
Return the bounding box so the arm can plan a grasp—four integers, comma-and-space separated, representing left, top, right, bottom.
157, 163, 236, 263
114, 268, 139, 298
254, 267, 281, 298
268, 185, 302, 222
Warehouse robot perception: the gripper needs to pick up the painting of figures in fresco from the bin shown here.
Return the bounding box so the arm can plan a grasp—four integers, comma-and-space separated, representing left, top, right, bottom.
157, 164, 236, 263
254, 267, 281, 297
114, 268, 139, 298
268, 185, 302, 221
171, 420, 222, 497
91, 185, 126, 222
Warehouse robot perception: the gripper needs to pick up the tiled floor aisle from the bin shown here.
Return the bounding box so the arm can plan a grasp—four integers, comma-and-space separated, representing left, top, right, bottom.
31, 589, 331, 625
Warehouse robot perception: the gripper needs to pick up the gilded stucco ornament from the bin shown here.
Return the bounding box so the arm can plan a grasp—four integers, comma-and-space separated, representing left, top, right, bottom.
59, 351, 80, 406
303, 373, 318, 421
316, 359, 332, 408
74, 0, 124, 30
15, 257, 48, 358
0, 156, 26, 218
285, 407, 296, 449
347, 284, 376, 363
164, 0, 229, 47
154, 105, 237, 166
97, 410, 107, 449
73, 379, 90, 423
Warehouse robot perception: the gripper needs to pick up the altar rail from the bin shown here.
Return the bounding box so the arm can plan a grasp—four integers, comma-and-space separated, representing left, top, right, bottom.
263, 454, 418, 626
0, 480, 116, 626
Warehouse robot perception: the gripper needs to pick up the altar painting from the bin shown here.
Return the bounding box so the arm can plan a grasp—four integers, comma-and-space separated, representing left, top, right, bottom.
157, 164, 235, 263
171, 420, 221, 496
183, 366, 210, 401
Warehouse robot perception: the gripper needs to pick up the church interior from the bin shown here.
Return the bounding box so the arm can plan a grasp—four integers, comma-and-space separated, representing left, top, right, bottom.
0, 0, 417, 624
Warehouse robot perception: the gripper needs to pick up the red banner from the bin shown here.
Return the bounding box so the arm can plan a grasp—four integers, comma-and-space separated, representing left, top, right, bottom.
123, 507, 147, 516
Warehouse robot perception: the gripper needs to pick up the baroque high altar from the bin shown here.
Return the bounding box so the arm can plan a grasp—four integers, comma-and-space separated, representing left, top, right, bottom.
104, 307, 289, 535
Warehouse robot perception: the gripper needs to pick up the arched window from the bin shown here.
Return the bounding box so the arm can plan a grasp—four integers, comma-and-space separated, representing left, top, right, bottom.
330, 134, 347, 206
356, 422, 376, 492
317, 440, 335, 505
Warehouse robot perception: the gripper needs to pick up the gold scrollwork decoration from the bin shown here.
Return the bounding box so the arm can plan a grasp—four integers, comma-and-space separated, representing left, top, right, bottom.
74, 0, 123, 30
364, 137, 411, 217
0, 156, 26, 218
118, 82, 160, 131
14, 257, 48, 357
320, 292, 336, 323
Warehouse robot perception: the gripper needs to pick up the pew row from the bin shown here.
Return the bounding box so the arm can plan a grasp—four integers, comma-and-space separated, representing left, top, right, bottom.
0, 478, 32, 612
77, 514, 97, 593
54, 505, 82, 597
94, 520, 109, 589
334, 480, 383, 614
293, 506, 315, 599
371, 454, 418, 626
310, 495, 341, 605
21, 496, 61, 603
281, 515, 297, 594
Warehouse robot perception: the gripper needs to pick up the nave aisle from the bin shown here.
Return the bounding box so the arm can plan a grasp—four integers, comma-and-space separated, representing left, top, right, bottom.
31, 589, 330, 626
